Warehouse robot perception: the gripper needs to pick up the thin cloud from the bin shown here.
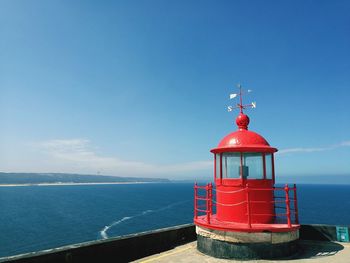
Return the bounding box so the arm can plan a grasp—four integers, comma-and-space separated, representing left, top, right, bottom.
277, 147, 329, 154
340, 141, 350, 146
278, 141, 350, 155
37, 139, 212, 177
15, 138, 350, 176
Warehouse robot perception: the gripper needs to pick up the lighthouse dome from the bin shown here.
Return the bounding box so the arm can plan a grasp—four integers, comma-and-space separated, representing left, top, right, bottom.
211, 113, 277, 153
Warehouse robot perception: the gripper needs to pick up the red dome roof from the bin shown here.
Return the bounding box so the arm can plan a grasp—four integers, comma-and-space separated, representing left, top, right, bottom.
211, 113, 277, 153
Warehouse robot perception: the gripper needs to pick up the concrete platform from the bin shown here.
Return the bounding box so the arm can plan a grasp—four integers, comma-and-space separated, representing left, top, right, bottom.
134, 240, 350, 263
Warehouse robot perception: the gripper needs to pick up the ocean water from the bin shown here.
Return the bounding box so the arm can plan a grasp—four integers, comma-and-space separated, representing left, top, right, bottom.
0, 183, 349, 258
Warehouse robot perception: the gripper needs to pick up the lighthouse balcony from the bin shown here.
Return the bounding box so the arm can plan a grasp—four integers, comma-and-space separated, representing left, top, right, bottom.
194, 183, 300, 233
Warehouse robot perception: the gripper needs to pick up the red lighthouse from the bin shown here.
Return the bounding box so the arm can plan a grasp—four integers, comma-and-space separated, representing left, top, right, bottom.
194, 85, 300, 259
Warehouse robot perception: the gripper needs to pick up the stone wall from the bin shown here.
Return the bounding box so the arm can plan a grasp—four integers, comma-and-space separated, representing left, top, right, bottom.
1, 224, 348, 263
1, 224, 196, 263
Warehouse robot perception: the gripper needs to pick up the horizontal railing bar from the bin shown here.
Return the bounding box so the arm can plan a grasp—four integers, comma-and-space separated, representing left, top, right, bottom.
195, 197, 208, 201
275, 206, 296, 212
273, 200, 287, 203
246, 213, 288, 217
274, 206, 287, 209
194, 185, 208, 189
214, 188, 296, 192
196, 209, 209, 213
247, 187, 296, 191
212, 188, 296, 193
250, 188, 278, 191
247, 213, 277, 217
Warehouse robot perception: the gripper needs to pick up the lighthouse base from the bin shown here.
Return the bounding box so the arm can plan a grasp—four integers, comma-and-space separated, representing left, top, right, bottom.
196, 226, 299, 260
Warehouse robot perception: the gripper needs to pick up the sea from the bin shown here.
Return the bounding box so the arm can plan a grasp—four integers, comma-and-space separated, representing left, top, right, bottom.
0, 183, 349, 258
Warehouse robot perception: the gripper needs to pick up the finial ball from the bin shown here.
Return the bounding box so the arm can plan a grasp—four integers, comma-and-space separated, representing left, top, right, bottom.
236, 113, 250, 130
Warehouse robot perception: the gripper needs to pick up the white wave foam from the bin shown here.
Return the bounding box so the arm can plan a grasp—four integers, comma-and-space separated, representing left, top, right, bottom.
142, 209, 153, 215
100, 226, 109, 239
99, 200, 189, 239
100, 216, 132, 239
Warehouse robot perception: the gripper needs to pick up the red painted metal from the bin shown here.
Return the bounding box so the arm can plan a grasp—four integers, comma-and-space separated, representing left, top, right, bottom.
206, 185, 210, 223
211, 90, 277, 154
246, 184, 251, 228
293, 183, 299, 224
211, 129, 277, 154
194, 183, 300, 233
209, 182, 213, 218
195, 215, 300, 233
285, 185, 292, 227
194, 183, 198, 219
215, 179, 274, 224
194, 88, 299, 233
236, 113, 250, 130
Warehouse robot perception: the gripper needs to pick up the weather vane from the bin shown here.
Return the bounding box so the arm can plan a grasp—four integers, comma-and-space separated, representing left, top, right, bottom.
227, 83, 256, 113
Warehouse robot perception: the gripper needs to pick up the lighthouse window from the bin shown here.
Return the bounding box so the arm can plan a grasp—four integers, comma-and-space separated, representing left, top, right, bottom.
243, 153, 264, 179
215, 154, 221, 178
265, 153, 273, 179
222, 153, 240, 178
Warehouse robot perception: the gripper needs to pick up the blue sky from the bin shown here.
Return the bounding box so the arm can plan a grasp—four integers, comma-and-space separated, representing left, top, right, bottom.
1, 0, 349, 181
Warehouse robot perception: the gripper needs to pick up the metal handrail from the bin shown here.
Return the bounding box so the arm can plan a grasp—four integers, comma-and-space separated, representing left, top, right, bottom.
194, 182, 299, 227
195, 197, 208, 201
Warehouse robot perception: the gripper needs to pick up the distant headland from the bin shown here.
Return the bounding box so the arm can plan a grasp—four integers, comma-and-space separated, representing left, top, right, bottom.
0, 172, 170, 186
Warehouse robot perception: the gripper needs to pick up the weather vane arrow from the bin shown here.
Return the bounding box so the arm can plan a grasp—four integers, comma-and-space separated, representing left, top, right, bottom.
227, 84, 256, 113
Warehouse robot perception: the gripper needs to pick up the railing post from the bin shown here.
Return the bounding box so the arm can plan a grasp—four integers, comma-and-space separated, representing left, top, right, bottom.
285, 184, 291, 227
206, 184, 211, 224
272, 186, 276, 223
209, 182, 213, 216
194, 183, 197, 219
246, 183, 251, 228
293, 184, 299, 224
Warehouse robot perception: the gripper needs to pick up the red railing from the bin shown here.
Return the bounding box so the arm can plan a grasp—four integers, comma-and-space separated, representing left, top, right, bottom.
194, 183, 299, 228
194, 183, 213, 223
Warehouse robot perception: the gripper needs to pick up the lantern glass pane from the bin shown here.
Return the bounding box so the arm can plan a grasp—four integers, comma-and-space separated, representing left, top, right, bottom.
243, 153, 264, 179
215, 154, 221, 178
222, 153, 241, 178
265, 154, 273, 179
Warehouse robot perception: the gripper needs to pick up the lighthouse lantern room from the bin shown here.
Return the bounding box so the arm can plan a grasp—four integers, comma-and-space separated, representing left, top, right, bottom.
194, 85, 300, 260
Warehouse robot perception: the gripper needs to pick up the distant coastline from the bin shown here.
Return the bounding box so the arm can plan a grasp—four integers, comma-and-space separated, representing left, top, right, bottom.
0, 172, 170, 185
0, 182, 161, 187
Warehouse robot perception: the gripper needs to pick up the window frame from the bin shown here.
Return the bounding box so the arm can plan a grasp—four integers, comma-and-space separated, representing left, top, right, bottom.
214, 152, 275, 182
